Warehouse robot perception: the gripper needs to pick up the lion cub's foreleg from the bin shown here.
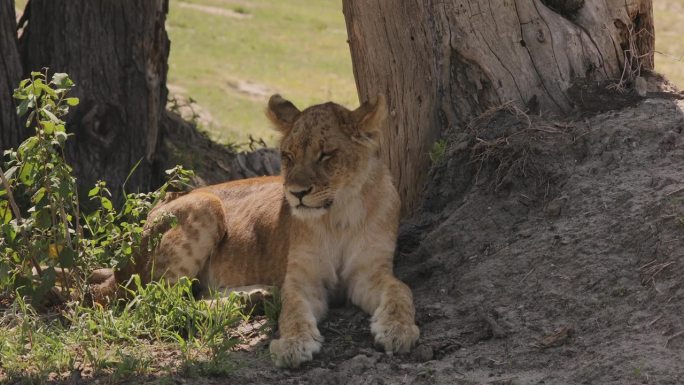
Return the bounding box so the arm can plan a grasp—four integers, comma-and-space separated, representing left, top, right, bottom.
269, 255, 327, 368
346, 253, 420, 354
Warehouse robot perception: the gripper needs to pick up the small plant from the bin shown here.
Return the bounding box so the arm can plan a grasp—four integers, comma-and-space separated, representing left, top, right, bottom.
167, 94, 201, 126
1, 70, 85, 304
0, 71, 196, 306
262, 287, 281, 332
429, 139, 448, 163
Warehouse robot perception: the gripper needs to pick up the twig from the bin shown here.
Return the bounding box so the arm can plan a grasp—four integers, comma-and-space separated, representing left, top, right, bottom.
647, 315, 662, 327
665, 331, 684, 348
519, 268, 535, 283
0, 167, 23, 223
639, 258, 658, 270
665, 186, 684, 197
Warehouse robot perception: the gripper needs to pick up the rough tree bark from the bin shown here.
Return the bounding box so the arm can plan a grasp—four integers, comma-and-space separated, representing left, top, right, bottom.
19, 0, 171, 201
0, 0, 23, 150
343, 0, 654, 215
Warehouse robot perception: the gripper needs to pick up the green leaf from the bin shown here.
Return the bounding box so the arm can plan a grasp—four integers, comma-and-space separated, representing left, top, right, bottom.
33, 266, 57, 302
51, 73, 74, 88
41, 107, 61, 123
65, 97, 79, 106
0, 200, 13, 224
34, 207, 52, 228
41, 121, 56, 134
37, 82, 57, 98
101, 197, 113, 211
32, 79, 44, 98
55, 131, 68, 146
88, 186, 100, 197
18, 136, 38, 157
18, 162, 35, 185
16, 98, 29, 117
58, 247, 76, 268
31, 187, 46, 204
1, 223, 17, 243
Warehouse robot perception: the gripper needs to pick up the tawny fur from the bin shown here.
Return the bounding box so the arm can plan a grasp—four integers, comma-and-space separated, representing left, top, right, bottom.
102, 94, 419, 368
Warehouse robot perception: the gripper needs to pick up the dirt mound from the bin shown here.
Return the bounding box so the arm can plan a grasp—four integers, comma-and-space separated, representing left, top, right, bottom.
394, 95, 684, 385
126, 95, 684, 385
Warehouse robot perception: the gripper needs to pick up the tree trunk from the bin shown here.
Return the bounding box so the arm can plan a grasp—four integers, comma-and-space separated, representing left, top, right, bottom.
19, 0, 170, 201
0, 0, 23, 151
343, 0, 654, 215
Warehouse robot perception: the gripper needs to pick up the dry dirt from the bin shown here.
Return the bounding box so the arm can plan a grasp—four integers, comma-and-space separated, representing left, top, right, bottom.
114, 87, 683, 385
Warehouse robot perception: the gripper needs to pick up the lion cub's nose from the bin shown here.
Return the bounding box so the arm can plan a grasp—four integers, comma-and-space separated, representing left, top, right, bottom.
289, 186, 313, 201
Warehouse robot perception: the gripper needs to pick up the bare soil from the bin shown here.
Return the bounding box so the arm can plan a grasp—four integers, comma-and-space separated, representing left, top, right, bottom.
62, 88, 684, 384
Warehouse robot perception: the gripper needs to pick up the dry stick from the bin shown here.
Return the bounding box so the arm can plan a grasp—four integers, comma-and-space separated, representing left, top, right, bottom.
58, 206, 73, 296
639, 258, 659, 270
647, 315, 662, 328
519, 268, 535, 284
665, 186, 684, 197
0, 167, 22, 224
665, 331, 684, 348
645, 262, 675, 282
0, 167, 43, 277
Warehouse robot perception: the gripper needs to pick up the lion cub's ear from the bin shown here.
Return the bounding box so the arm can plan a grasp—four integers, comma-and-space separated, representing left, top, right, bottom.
266, 94, 301, 134
350, 94, 387, 145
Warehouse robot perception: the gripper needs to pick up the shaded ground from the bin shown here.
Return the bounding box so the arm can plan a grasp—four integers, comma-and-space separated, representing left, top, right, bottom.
202, 89, 683, 385
16, 87, 683, 385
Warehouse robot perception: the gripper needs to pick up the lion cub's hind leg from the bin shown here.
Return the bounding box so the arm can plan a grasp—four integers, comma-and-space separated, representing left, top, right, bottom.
147, 192, 225, 284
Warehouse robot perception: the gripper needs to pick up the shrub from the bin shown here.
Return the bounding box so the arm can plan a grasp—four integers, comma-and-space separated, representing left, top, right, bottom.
0, 70, 193, 306
0, 71, 249, 381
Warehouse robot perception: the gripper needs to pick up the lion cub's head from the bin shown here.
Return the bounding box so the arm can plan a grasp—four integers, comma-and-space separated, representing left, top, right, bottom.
266, 94, 387, 219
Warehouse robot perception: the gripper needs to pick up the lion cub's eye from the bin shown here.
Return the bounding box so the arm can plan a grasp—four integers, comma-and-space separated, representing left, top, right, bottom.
318, 150, 336, 163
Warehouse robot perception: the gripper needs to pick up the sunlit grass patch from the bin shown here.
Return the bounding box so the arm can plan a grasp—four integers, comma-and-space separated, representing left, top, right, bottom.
0, 277, 251, 383
166, 0, 357, 145
654, 0, 684, 88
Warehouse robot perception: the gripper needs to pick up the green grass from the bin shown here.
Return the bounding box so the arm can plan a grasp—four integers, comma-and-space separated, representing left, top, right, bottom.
0, 278, 251, 383
166, 0, 357, 145
654, 1, 684, 87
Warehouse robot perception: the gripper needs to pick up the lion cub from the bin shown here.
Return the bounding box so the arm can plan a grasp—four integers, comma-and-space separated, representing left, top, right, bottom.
124, 94, 419, 368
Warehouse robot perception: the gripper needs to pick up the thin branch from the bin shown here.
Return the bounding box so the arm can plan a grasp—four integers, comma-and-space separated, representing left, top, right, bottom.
0, 167, 23, 224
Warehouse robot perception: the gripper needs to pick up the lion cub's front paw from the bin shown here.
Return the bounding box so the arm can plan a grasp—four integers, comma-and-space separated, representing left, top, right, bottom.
269, 336, 322, 368
371, 318, 420, 354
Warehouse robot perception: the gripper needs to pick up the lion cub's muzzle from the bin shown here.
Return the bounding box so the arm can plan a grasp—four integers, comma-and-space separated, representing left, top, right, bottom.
285, 185, 333, 214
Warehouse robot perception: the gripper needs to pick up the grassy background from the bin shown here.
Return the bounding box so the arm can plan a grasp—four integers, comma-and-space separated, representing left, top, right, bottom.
12, 0, 684, 144
654, 1, 684, 87
166, 0, 357, 145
